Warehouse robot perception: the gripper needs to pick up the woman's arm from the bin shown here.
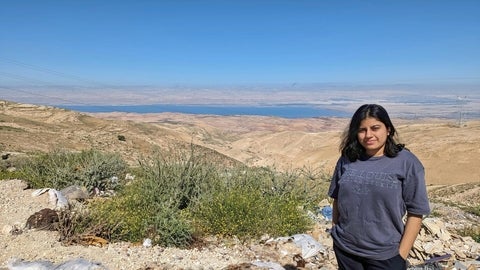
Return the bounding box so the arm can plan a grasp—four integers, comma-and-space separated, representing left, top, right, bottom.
399, 213, 423, 259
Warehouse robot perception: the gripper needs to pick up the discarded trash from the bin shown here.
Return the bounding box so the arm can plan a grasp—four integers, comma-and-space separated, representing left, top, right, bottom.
273, 233, 326, 259
424, 253, 452, 264
53, 258, 108, 270
7, 258, 54, 270
251, 260, 285, 270
32, 188, 69, 210
49, 189, 68, 210
290, 234, 326, 259
320, 205, 333, 221
143, 238, 152, 248
407, 262, 443, 270
7, 258, 109, 270
407, 254, 452, 270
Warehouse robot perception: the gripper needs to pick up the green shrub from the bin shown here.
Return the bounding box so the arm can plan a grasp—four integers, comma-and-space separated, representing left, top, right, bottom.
0, 169, 25, 180
88, 179, 194, 247
193, 186, 312, 240
0, 154, 28, 180
219, 165, 330, 210
18, 146, 332, 247
135, 147, 222, 210
190, 166, 327, 240
86, 147, 220, 247
19, 149, 127, 192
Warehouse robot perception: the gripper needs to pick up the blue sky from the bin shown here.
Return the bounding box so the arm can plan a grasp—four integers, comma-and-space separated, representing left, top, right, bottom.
1, 0, 479, 87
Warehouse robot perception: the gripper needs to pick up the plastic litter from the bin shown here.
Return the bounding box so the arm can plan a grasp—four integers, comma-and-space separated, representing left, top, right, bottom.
290, 234, 326, 258
142, 238, 152, 248
8, 258, 54, 270
53, 258, 108, 270
48, 189, 68, 210
251, 260, 285, 270
407, 262, 443, 270
272, 233, 326, 259
7, 258, 108, 270
31, 188, 68, 210
320, 205, 333, 221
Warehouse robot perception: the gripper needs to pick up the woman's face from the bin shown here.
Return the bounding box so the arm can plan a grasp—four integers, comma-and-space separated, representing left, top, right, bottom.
357, 117, 390, 157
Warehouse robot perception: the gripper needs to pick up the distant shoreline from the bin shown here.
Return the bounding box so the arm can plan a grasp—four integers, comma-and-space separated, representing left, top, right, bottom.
55, 103, 478, 120
57, 104, 351, 119
59, 103, 480, 122
2, 97, 478, 120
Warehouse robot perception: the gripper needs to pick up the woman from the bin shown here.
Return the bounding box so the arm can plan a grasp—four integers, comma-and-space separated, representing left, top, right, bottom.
328, 104, 430, 270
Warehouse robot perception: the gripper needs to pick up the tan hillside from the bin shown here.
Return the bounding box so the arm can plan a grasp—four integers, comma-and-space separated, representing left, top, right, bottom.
91, 111, 480, 186
0, 100, 240, 167
1, 99, 479, 186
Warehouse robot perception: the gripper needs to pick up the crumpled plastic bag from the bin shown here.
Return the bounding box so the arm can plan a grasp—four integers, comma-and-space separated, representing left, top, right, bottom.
54, 258, 108, 270
272, 233, 326, 259
7, 258, 54, 270
251, 260, 285, 270
320, 205, 333, 221
8, 258, 108, 270
31, 188, 69, 210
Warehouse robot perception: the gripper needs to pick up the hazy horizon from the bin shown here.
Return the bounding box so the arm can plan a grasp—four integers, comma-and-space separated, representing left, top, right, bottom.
2, 85, 478, 121
1, 1, 479, 119
1, 2, 479, 85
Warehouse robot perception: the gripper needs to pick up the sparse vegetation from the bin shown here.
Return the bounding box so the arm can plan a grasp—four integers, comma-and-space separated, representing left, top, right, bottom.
18, 149, 127, 192
0, 170, 23, 181
2, 101, 478, 250
193, 186, 312, 239
465, 205, 480, 217
457, 226, 480, 243
428, 209, 442, 218
0, 154, 27, 181
14, 147, 330, 247
0, 125, 24, 132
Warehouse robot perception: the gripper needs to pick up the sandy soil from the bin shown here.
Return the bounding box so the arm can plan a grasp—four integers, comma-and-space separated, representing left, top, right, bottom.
2, 180, 479, 270
0, 179, 338, 270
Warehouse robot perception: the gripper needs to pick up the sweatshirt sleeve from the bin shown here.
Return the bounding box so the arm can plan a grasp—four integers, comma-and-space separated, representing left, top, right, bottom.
402, 153, 431, 216
328, 157, 344, 199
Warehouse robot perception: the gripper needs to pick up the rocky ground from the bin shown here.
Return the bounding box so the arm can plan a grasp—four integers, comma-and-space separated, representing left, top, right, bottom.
1, 179, 480, 270
0, 179, 337, 270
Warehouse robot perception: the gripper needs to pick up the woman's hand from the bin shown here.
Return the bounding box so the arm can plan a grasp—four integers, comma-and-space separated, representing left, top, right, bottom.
398, 249, 409, 260
398, 213, 423, 260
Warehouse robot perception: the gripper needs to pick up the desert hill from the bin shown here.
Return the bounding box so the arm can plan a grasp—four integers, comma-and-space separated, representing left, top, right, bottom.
0, 100, 240, 167
1, 99, 479, 187
89, 111, 480, 187
1, 99, 479, 269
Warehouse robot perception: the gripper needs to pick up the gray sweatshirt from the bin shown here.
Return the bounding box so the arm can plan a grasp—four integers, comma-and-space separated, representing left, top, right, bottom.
328, 149, 430, 260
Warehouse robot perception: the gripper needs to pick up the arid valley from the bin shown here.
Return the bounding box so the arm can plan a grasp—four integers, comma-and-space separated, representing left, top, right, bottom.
0, 100, 479, 269
2, 99, 479, 185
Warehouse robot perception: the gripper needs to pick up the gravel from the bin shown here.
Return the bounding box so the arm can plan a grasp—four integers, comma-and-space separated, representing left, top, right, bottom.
0, 179, 336, 270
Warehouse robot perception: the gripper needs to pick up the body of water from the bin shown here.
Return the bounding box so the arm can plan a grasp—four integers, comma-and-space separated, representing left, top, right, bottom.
58, 104, 350, 118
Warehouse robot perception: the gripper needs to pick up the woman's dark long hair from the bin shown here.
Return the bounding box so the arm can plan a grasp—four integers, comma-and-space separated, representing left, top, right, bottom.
340, 104, 404, 161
